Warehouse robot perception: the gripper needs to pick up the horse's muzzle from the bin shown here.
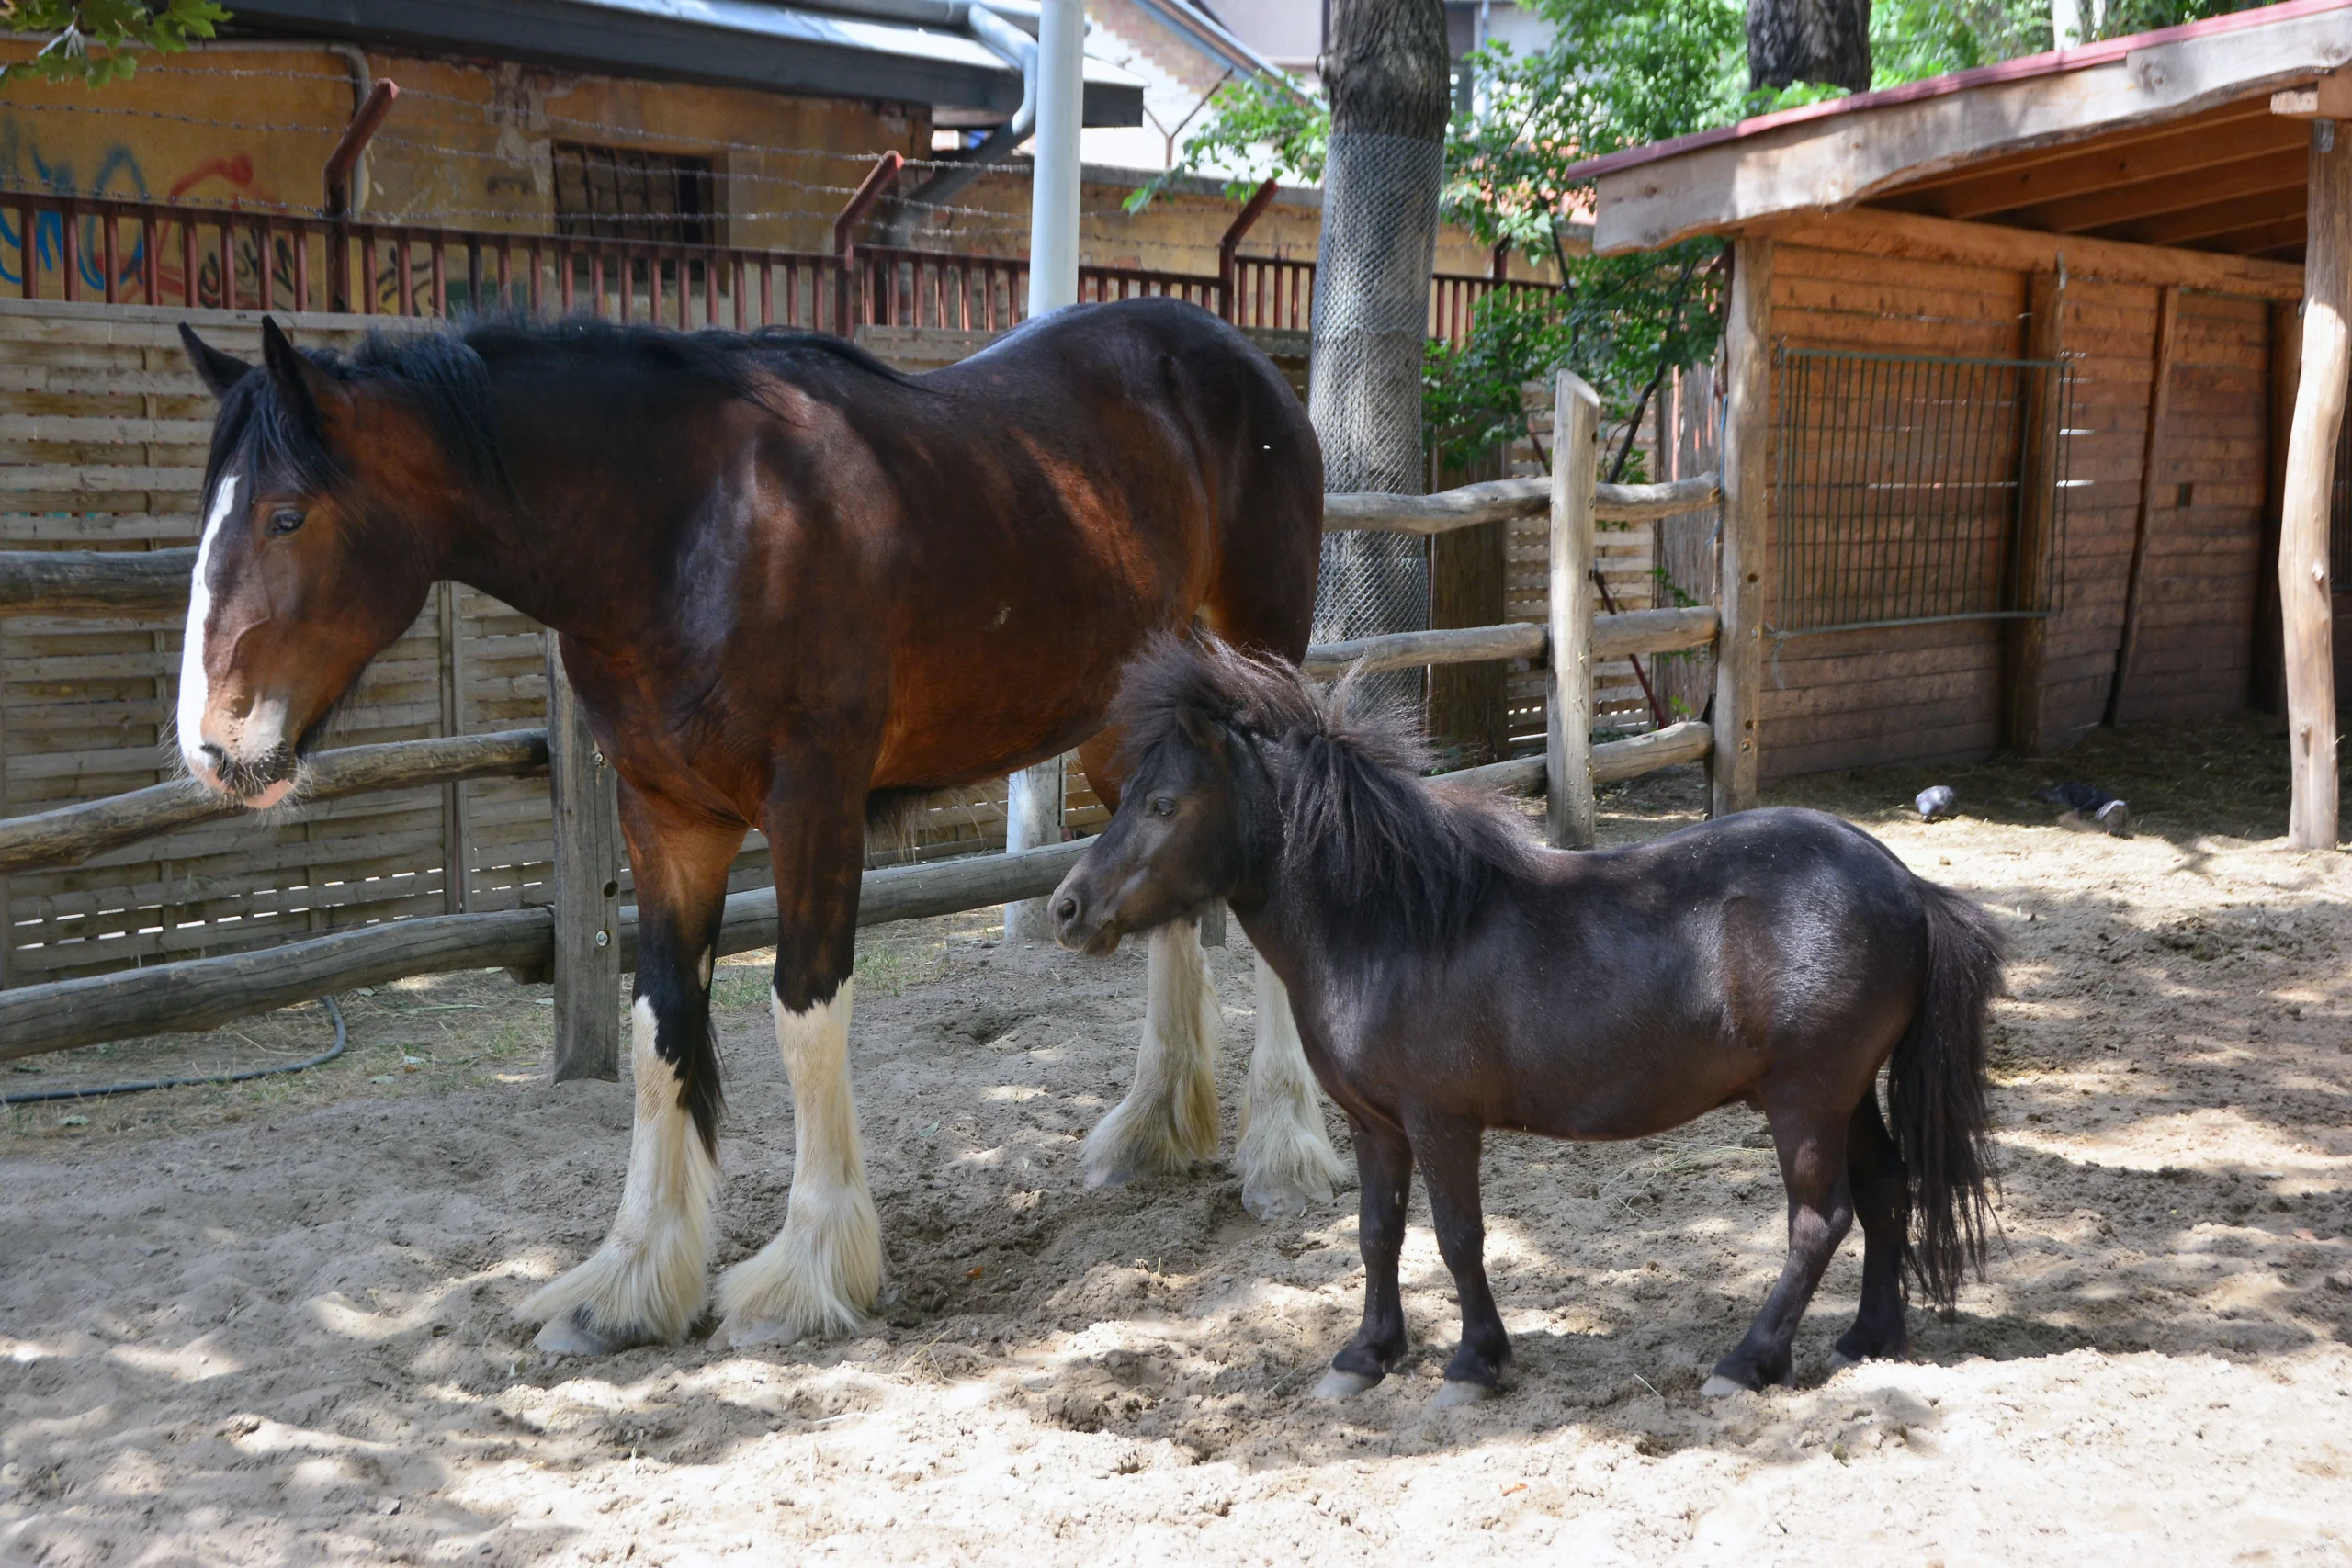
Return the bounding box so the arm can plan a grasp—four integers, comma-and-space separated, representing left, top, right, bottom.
196, 739, 299, 809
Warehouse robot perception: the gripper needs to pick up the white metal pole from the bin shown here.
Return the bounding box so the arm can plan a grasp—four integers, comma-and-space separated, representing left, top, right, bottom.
1003, 0, 1085, 940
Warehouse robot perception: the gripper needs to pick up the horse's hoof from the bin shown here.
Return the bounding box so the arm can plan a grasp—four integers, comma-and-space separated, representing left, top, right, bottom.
1312, 1369, 1382, 1400
1241, 1179, 1312, 1223
1826, 1351, 1858, 1374
1700, 1373, 1753, 1399
1431, 1379, 1497, 1409
710, 1314, 803, 1351
1082, 1160, 1136, 1190
533, 1307, 639, 1357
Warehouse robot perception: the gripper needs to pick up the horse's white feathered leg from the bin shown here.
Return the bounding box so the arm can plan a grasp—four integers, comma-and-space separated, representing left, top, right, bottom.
714, 983, 881, 1345
525, 998, 718, 1352
1079, 919, 1220, 1186
1237, 955, 1344, 1221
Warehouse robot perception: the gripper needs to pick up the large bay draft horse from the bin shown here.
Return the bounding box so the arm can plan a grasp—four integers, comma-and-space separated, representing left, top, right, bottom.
1050, 637, 2005, 1403
173, 299, 1350, 1353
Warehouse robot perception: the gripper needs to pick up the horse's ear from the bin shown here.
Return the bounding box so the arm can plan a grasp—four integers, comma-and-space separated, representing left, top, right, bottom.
178, 324, 252, 400
1174, 696, 1230, 753
258, 316, 353, 436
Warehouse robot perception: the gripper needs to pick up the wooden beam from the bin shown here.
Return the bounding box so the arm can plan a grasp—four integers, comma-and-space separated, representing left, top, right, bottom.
2254, 294, 2301, 714
2003, 271, 2064, 755
545, 634, 623, 1081
1904, 104, 2298, 220
2019, 145, 2309, 234
2114, 183, 2308, 247
1305, 620, 1545, 679
1589, 9, 2352, 254
0, 547, 191, 616
0, 908, 556, 1062
1548, 370, 1601, 849
1322, 474, 1719, 536
2269, 70, 2352, 119
2281, 118, 2346, 850
1434, 721, 1715, 798
2108, 284, 2186, 728
1771, 208, 2307, 298
1713, 238, 1771, 817
0, 728, 548, 877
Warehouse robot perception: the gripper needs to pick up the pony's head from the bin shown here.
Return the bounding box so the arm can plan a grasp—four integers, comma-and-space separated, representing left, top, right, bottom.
175, 318, 490, 805
1051, 632, 1533, 958
1049, 633, 1312, 955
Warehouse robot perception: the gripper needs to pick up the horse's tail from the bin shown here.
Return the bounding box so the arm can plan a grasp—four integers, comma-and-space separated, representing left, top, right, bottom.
1887, 877, 2006, 1309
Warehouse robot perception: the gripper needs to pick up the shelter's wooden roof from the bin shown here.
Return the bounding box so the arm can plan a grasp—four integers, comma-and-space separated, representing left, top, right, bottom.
1566, 0, 2352, 261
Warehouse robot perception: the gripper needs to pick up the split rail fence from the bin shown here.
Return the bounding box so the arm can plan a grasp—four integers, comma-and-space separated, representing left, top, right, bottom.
0, 367, 1717, 1069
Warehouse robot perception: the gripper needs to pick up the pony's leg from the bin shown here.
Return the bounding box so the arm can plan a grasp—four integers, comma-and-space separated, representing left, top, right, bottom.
1078, 918, 1220, 1187
1833, 1091, 1911, 1365
1703, 1101, 1855, 1395
1236, 957, 1347, 1221
1314, 1111, 1413, 1399
526, 803, 740, 1354
715, 789, 880, 1346
1414, 1115, 1510, 1406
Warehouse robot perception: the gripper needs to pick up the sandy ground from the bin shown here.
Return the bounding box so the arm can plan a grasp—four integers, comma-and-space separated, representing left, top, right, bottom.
6, 716, 2351, 1567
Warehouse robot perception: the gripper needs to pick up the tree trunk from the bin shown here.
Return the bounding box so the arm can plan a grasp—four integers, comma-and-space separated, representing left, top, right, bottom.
1308, 0, 1451, 697
1748, 0, 1871, 93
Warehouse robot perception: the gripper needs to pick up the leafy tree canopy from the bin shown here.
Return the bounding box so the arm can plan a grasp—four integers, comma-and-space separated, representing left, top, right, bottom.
0, 1, 229, 90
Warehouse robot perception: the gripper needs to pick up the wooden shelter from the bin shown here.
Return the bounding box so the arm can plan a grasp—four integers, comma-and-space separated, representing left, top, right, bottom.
1566, 0, 2352, 844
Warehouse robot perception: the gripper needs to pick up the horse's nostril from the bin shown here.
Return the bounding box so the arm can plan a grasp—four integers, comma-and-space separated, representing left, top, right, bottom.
1054, 897, 1079, 922
198, 742, 227, 773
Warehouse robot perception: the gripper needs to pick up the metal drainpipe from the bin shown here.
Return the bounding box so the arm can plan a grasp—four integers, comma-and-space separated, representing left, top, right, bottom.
1001, 0, 1084, 941
166, 40, 376, 214
880, 0, 1042, 246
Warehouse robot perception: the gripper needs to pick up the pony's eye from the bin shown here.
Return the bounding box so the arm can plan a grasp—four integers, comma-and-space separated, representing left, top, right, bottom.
267, 507, 306, 536
1149, 795, 1177, 817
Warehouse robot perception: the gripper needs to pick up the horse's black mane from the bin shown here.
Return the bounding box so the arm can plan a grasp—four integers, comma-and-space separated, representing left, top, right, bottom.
1114, 634, 1538, 947
209, 313, 913, 501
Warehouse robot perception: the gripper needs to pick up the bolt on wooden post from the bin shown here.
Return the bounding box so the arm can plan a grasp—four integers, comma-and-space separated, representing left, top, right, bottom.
546, 631, 623, 1080
1547, 370, 1600, 850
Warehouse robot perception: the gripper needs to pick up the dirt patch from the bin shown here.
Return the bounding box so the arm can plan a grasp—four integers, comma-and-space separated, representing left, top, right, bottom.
6, 719, 2351, 1565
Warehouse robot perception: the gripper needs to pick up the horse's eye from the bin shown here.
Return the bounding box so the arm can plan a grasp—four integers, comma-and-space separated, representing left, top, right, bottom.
267, 507, 305, 536
1149, 795, 1177, 818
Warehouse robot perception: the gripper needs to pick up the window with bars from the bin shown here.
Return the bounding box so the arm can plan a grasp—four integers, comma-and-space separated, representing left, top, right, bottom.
551, 142, 719, 246
1771, 345, 2076, 636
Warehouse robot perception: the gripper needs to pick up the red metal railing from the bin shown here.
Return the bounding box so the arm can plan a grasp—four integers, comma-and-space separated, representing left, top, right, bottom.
0, 187, 1554, 344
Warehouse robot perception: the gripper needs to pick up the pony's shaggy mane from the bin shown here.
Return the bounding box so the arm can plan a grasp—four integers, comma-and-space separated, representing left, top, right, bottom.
1113, 633, 1538, 948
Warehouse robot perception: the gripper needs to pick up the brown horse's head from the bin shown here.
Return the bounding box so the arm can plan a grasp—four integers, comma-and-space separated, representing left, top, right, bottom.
175, 318, 485, 806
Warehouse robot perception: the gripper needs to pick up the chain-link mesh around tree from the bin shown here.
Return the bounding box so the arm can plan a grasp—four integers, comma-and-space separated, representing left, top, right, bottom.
1308, 131, 1446, 660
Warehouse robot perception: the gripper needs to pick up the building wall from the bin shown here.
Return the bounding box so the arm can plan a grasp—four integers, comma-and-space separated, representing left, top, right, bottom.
1756, 215, 2278, 783
0, 42, 929, 261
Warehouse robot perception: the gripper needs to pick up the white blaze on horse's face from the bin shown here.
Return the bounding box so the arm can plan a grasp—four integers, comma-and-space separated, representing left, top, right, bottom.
177, 468, 296, 811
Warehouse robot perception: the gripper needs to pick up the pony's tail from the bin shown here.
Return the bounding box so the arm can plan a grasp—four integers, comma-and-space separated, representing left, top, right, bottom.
1887, 878, 2006, 1309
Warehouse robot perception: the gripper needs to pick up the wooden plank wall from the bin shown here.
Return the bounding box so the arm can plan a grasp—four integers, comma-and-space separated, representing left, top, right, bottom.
0, 307, 1102, 987
1758, 226, 2275, 781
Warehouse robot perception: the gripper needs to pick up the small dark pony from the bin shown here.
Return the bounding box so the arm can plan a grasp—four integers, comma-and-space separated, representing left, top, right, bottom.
1051, 636, 2005, 1403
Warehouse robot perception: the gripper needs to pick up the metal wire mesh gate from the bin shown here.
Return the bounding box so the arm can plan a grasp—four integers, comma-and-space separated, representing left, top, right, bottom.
1772, 346, 2075, 636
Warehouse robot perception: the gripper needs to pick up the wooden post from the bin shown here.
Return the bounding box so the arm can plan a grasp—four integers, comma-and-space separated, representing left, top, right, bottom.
436, 581, 470, 916
1713, 237, 1772, 817
1001, 756, 1062, 940
2281, 119, 2346, 850
2107, 283, 2183, 727
1429, 441, 1510, 766
546, 631, 623, 1080
1547, 370, 1600, 849
2254, 296, 2301, 716
2003, 271, 2064, 754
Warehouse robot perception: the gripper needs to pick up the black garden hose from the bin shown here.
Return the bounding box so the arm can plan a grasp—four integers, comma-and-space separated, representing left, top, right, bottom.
0, 995, 347, 1106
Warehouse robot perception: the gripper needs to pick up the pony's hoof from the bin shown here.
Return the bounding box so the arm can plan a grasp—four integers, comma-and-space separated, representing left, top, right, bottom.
1313, 1369, 1382, 1400
1431, 1379, 1496, 1410
533, 1307, 641, 1357
1700, 1373, 1753, 1399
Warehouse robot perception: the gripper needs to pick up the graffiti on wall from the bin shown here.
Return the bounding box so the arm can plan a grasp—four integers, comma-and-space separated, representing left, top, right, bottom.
0, 120, 294, 304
